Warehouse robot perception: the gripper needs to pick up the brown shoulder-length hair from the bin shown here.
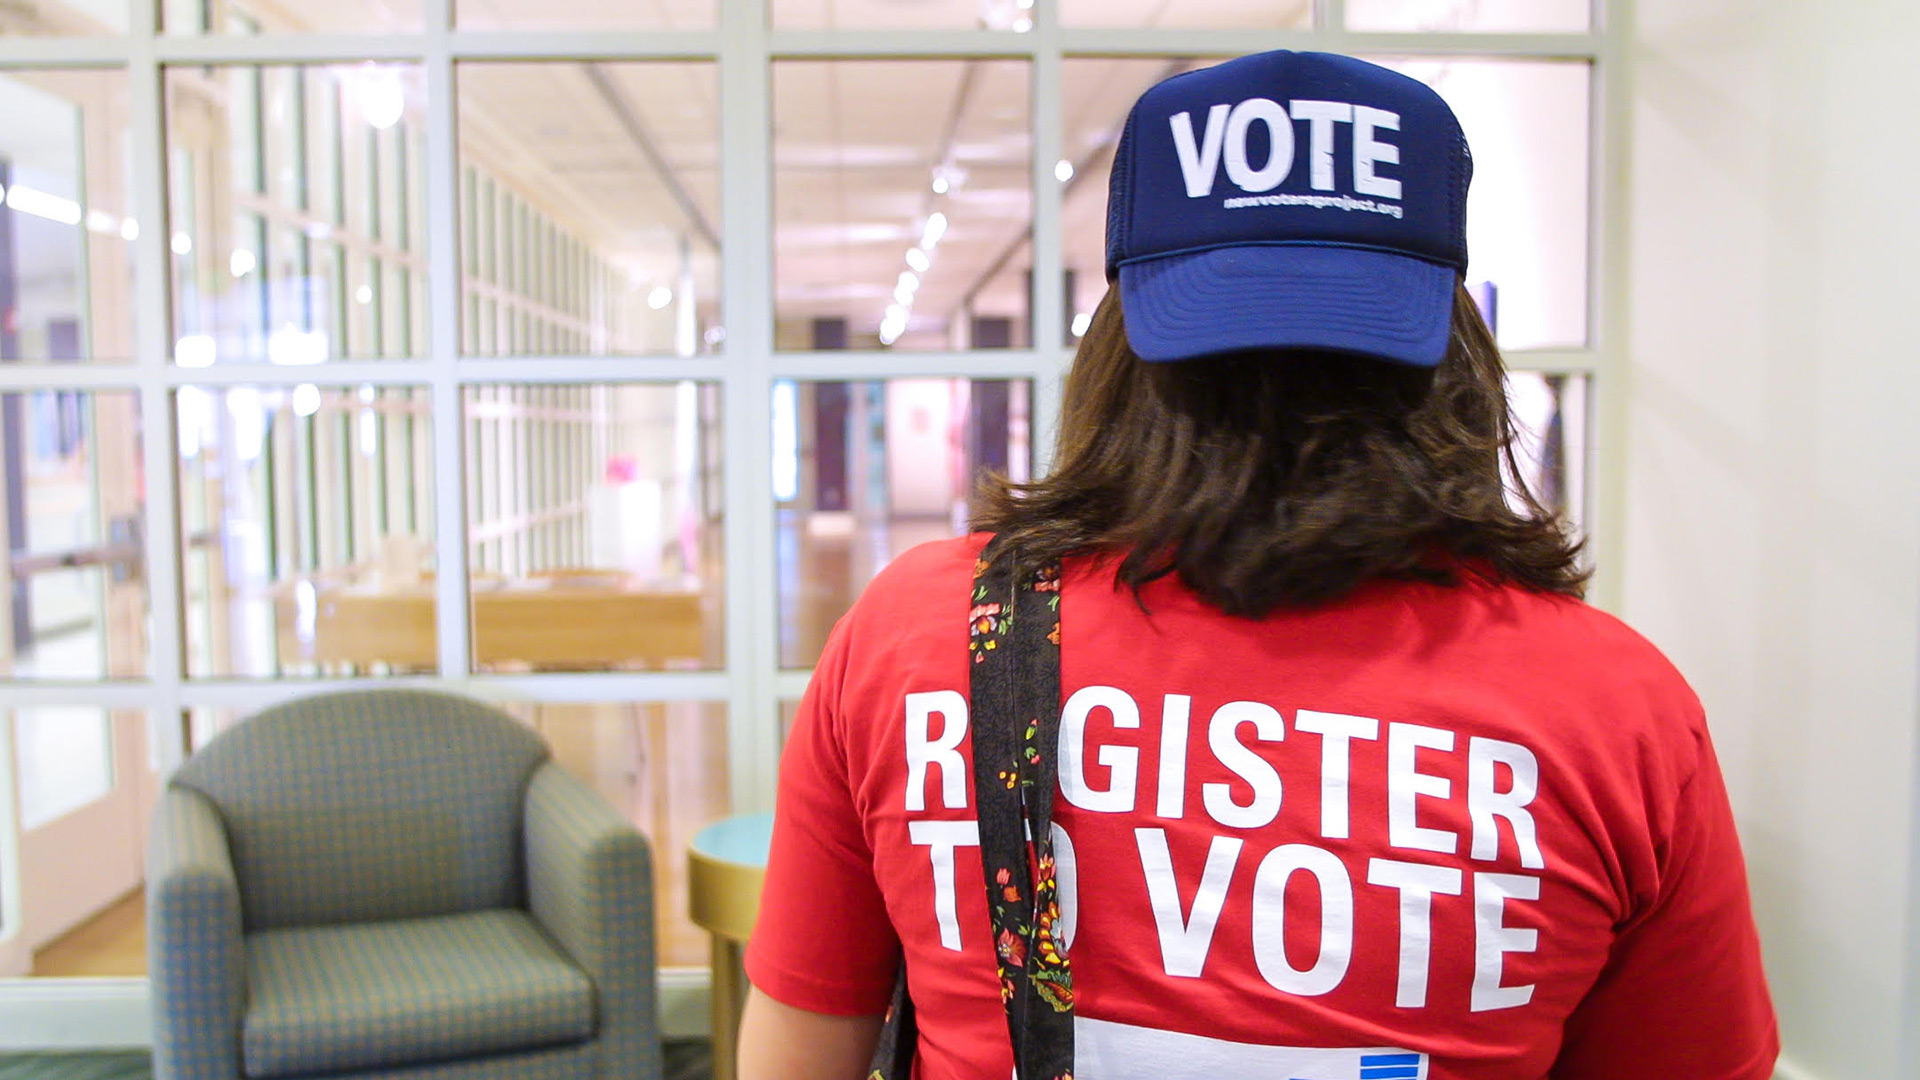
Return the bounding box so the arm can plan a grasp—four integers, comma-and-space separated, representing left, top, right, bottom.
972, 281, 1588, 615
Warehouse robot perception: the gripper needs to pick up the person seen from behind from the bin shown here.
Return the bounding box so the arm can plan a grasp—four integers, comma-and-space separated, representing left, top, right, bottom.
738, 49, 1778, 1080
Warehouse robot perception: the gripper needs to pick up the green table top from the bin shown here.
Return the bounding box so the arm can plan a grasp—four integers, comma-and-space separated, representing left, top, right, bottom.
691, 812, 774, 868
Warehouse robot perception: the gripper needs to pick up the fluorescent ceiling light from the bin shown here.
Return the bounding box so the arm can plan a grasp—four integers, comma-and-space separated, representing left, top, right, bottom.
921, 212, 949, 250
5, 184, 83, 227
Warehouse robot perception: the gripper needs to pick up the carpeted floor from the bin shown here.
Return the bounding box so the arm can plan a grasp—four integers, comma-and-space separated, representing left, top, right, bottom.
0, 1040, 715, 1079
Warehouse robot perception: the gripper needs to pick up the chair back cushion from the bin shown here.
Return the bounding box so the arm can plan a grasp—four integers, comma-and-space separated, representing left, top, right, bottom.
173, 689, 549, 930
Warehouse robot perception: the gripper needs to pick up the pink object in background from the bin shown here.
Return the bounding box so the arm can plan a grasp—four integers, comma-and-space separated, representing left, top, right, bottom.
606, 455, 638, 485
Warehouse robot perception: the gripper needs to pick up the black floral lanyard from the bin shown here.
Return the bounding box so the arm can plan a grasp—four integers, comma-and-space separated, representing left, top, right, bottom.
869, 537, 1075, 1080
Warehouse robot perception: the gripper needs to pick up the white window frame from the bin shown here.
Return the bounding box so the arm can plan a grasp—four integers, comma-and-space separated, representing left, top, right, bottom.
0, 0, 1626, 1045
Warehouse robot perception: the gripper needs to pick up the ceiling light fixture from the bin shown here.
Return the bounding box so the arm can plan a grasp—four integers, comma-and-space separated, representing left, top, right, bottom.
355, 66, 407, 131
648, 286, 675, 310
292, 383, 323, 418
932, 175, 950, 195
230, 249, 257, 278
1055, 159, 1075, 183
879, 303, 910, 346
906, 247, 931, 274
171, 232, 193, 256
174, 334, 217, 369
921, 212, 949, 250
1012, 15, 1033, 32
5, 184, 83, 227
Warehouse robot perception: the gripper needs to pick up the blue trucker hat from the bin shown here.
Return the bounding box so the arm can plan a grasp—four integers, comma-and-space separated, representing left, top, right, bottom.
1108, 51, 1471, 367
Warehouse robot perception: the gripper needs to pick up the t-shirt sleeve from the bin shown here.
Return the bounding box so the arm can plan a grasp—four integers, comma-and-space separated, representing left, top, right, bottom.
1551, 732, 1779, 1080
743, 617, 900, 1016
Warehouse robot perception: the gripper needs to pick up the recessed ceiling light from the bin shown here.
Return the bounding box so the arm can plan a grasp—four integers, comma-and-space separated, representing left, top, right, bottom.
1055, 159, 1075, 183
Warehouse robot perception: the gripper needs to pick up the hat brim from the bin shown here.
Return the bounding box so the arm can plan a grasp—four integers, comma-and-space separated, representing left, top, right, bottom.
1118, 245, 1456, 367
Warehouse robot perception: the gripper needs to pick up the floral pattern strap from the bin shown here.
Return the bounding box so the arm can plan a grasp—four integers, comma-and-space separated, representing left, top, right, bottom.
867, 537, 1071, 1080
971, 538, 1073, 1080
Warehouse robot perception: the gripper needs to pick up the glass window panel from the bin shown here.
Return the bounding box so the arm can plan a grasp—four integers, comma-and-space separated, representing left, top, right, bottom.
1348, 0, 1591, 34
3, 0, 127, 33
775, 0, 1031, 31
497, 701, 730, 969
0, 70, 136, 363
1061, 59, 1219, 332
465, 382, 723, 672
458, 0, 714, 30
774, 60, 1031, 354
14, 703, 153, 976
165, 0, 421, 33
179, 384, 434, 678
457, 63, 720, 358
1368, 57, 1592, 351
167, 65, 427, 364
1062, 0, 1311, 29
1506, 371, 1588, 534
779, 378, 1031, 670
12, 706, 113, 831
1, 390, 147, 681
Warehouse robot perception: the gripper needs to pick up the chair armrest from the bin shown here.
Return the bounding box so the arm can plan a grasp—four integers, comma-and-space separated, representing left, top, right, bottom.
523, 761, 662, 1080
147, 785, 245, 1080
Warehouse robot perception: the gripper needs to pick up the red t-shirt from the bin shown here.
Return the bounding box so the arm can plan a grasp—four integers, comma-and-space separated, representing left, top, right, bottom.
747, 536, 1778, 1080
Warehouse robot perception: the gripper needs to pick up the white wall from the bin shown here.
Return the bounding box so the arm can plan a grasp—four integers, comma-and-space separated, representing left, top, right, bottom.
1623, 1, 1920, 1077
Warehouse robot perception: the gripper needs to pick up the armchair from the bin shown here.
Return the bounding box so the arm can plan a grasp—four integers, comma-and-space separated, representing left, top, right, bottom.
147, 688, 662, 1080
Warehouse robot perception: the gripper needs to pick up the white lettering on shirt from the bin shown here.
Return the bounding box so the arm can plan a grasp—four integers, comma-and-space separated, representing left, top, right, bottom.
1060, 685, 1142, 813
1294, 710, 1380, 840
1367, 858, 1465, 1008
1250, 844, 1354, 996
1388, 722, 1459, 854
1155, 694, 1192, 820
1203, 700, 1286, 829
1472, 872, 1541, 1011
1468, 737, 1545, 870
903, 690, 968, 812
1051, 822, 1078, 952
1288, 99, 1355, 191
1135, 827, 1242, 978
908, 818, 979, 951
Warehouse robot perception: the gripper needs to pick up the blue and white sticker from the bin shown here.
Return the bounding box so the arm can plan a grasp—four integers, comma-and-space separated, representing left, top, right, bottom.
1074, 1017, 1429, 1080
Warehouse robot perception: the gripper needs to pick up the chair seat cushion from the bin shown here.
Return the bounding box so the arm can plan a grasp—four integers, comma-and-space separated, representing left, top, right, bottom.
242, 909, 595, 1078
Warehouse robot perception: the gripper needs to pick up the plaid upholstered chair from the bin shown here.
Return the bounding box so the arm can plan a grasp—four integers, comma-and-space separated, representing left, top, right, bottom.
146, 688, 661, 1080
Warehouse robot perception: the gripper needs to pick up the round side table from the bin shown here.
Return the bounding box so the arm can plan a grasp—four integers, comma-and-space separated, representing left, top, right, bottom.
688, 812, 774, 1080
